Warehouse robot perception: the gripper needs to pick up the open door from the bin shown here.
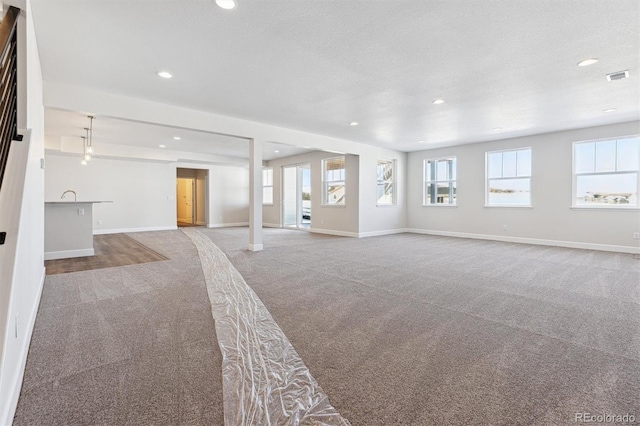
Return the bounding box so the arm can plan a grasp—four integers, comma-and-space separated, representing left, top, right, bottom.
177, 177, 195, 225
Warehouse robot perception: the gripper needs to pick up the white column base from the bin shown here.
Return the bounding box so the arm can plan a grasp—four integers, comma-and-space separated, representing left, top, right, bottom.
248, 243, 264, 252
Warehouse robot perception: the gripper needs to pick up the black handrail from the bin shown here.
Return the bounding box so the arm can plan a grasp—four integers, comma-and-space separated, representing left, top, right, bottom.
0, 6, 21, 196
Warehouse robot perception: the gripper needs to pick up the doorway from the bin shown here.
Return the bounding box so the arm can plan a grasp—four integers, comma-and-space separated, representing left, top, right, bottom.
176, 168, 208, 227
282, 163, 311, 229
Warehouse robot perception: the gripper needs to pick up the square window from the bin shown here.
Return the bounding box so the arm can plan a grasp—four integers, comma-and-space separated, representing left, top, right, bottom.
574, 137, 639, 207
486, 148, 531, 206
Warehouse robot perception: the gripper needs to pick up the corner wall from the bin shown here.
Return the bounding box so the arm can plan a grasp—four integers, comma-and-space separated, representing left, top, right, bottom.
407, 121, 640, 252
264, 152, 360, 236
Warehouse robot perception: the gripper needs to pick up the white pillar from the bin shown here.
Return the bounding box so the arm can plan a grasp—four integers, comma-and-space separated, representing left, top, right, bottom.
248, 138, 263, 251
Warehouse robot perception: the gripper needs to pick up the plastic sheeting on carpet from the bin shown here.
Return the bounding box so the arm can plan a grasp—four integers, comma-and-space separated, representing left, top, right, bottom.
183, 228, 351, 426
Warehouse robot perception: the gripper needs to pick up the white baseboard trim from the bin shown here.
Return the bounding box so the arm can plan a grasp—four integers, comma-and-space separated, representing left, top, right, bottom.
0, 267, 45, 426
405, 228, 640, 254
44, 248, 94, 260
207, 222, 249, 228
248, 243, 264, 251
358, 228, 409, 238
262, 223, 281, 228
93, 225, 178, 235
309, 227, 359, 238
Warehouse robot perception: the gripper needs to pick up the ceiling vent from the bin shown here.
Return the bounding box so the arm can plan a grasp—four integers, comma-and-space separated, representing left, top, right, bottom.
606, 70, 629, 81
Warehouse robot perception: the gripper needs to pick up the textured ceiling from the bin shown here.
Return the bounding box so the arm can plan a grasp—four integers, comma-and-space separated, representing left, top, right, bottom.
32, 0, 639, 151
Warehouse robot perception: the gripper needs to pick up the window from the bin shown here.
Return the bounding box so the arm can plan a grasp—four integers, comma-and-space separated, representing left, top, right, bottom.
423, 157, 456, 205
486, 148, 531, 206
377, 159, 395, 205
322, 156, 346, 205
262, 167, 273, 205
573, 136, 639, 207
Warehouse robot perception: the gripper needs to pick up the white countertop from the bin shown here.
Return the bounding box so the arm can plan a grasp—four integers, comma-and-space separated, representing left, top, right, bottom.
45, 201, 113, 204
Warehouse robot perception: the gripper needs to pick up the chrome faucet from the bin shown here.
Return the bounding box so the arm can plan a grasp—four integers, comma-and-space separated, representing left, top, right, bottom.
61, 190, 77, 202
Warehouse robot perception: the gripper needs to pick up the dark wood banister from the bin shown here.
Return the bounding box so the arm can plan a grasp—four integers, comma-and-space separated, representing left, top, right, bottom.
0, 6, 19, 57
0, 5, 21, 246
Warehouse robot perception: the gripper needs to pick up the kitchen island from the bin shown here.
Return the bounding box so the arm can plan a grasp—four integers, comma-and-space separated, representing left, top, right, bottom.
44, 201, 112, 260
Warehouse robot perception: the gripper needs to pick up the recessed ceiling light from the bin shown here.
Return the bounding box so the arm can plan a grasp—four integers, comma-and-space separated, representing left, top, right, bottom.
159, 144, 166, 148
418, 140, 425, 144
349, 121, 358, 126
603, 108, 616, 113
157, 71, 172, 79
215, 0, 236, 9
173, 136, 181, 140
432, 99, 445, 105
577, 58, 598, 67
274, 150, 280, 153
493, 127, 502, 131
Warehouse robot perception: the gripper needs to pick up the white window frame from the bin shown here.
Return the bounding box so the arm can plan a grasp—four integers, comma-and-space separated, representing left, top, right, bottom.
572, 136, 640, 209
262, 167, 273, 205
423, 156, 457, 206
376, 159, 396, 206
485, 147, 532, 208
322, 156, 346, 206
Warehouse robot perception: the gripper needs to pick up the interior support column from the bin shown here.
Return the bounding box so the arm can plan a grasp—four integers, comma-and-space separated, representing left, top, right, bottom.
248, 138, 263, 251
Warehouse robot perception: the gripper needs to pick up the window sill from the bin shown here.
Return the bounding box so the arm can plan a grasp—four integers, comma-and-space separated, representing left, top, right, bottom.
484, 205, 533, 209
571, 206, 640, 211
376, 203, 396, 207
321, 204, 346, 208
422, 204, 457, 208
263, 203, 274, 206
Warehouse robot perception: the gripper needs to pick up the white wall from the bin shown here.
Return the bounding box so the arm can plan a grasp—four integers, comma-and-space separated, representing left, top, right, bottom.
264, 152, 360, 236
0, 1, 46, 423
45, 155, 177, 233
44, 154, 249, 233
407, 121, 640, 252
207, 165, 249, 227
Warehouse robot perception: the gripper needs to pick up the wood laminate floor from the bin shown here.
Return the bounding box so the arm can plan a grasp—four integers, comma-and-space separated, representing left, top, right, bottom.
45, 233, 169, 275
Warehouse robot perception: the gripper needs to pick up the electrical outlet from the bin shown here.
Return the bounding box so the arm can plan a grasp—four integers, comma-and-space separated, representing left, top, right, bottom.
502, 225, 508, 231
633, 232, 640, 240
78, 208, 85, 216
97, 220, 103, 225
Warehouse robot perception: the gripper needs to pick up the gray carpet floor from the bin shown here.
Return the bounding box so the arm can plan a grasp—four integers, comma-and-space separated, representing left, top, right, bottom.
13, 228, 640, 425
200, 228, 640, 426
13, 230, 224, 425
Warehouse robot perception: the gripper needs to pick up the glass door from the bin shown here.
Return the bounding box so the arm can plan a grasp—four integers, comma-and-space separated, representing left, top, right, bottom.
282, 163, 311, 229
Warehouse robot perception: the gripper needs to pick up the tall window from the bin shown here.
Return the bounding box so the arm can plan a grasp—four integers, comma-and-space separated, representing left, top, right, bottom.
323, 156, 346, 205
377, 159, 395, 205
574, 136, 639, 207
424, 157, 456, 205
262, 167, 273, 205
486, 148, 531, 206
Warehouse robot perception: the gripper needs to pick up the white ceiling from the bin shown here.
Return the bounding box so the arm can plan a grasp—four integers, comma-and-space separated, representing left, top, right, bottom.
32, 0, 639, 152
45, 109, 313, 161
